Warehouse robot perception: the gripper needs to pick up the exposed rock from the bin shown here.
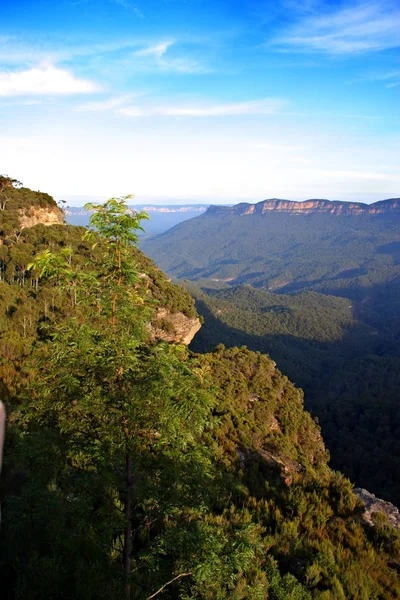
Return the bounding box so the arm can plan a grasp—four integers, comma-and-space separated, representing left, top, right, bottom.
258, 449, 302, 475
354, 488, 400, 530
267, 414, 282, 434
206, 198, 400, 217
150, 308, 201, 345
18, 207, 64, 229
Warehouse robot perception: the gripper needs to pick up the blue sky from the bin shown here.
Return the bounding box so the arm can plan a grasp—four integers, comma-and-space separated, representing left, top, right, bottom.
0, 0, 399, 203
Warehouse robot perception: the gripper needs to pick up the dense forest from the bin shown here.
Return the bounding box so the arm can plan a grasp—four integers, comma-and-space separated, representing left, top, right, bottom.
141, 205, 400, 296
188, 284, 400, 506
142, 203, 400, 506
1, 181, 400, 598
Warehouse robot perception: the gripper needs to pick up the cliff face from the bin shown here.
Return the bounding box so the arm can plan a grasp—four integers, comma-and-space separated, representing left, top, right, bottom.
150, 307, 202, 345
206, 198, 400, 217
18, 206, 65, 229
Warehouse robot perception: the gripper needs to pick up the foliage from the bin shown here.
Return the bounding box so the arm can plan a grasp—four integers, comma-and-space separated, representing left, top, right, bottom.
188, 284, 400, 505
142, 210, 400, 298
0, 177, 59, 237
1, 186, 400, 599
1, 196, 212, 599
142, 206, 400, 506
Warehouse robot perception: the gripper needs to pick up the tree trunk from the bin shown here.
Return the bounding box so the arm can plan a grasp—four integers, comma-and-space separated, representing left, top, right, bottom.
123, 453, 133, 599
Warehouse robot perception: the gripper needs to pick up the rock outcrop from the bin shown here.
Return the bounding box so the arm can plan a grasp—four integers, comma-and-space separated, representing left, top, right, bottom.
206, 198, 400, 217
18, 206, 65, 229
354, 488, 400, 530
151, 308, 202, 345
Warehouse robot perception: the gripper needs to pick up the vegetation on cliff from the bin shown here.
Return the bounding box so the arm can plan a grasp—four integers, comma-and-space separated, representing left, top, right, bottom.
143, 205, 400, 506
0, 214, 197, 399
0, 190, 400, 598
189, 284, 400, 506
0, 175, 63, 238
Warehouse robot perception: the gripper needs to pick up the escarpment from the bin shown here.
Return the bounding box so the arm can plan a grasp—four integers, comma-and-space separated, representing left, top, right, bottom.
0, 182, 64, 237
206, 197, 400, 217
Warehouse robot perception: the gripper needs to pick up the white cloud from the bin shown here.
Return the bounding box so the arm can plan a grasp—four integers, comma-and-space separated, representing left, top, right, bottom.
0, 64, 99, 96
128, 40, 208, 74
0, 36, 208, 75
134, 41, 174, 58
296, 168, 400, 182
119, 98, 287, 117
272, 2, 400, 54
77, 95, 132, 112
256, 143, 307, 151
119, 105, 144, 116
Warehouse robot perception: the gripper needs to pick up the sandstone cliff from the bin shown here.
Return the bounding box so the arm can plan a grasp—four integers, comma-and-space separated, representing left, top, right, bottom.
18, 206, 65, 229
206, 198, 400, 217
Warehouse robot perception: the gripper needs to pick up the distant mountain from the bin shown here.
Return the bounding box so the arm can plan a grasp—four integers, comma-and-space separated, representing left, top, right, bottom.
207, 197, 400, 216
65, 204, 208, 234
142, 197, 400, 297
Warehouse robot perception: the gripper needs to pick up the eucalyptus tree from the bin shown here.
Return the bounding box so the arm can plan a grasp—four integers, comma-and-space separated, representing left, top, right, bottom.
0, 175, 22, 211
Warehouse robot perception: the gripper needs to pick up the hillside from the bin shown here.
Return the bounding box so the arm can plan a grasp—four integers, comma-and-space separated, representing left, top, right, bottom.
142, 199, 400, 505
141, 198, 400, 300
0, 189, 400, 598
0, 176, 64, 237
188, 284, 400, 505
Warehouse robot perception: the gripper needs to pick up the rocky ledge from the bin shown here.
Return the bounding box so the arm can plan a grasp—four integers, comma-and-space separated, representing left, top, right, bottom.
150, 308, 202, 345
354, 488, 400, 530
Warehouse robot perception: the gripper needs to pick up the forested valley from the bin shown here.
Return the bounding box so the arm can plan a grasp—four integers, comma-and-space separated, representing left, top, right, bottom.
1, 180, 400, 599
143, 201, 400, 506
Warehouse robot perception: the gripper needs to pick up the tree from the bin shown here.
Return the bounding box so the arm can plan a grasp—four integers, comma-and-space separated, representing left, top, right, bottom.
16, 196, 213, 598
0, 175, 22, 211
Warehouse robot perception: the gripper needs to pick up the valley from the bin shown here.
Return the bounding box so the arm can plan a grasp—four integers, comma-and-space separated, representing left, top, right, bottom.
143, 198, 400, 505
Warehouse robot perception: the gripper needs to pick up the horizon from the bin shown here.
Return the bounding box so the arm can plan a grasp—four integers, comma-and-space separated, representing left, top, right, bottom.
62, 192, 400, 208
1, 0, 400, 201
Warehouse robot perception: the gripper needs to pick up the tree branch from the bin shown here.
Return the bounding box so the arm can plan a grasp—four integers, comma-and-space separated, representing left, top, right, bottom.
146, 572, 192, 600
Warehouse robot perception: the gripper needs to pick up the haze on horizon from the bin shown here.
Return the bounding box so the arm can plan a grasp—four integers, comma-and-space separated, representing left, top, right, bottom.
0, 0, 399, 203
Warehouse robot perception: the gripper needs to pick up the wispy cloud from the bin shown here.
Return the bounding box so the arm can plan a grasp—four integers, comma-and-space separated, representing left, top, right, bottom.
256, 143, 307, 151
0, 64, 99, 96
272, 1, 400, 55
77, 95, 133, 112
0, 37, 207, 75
297, 168, 400, 181
134, 42, 174, 58
364, 69, 400, 88
126, 40, 209, 74
119, 98, 288, 117
109, 0, 143, 17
